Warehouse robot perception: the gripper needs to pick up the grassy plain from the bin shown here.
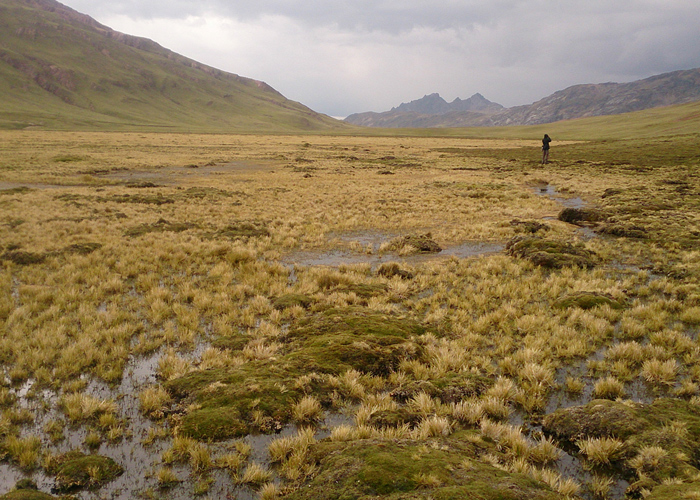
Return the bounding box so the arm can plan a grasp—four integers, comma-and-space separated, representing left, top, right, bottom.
0, 127, 699, 499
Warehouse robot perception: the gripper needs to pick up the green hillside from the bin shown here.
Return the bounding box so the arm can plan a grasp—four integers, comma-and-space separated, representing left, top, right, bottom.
0, 0, 346, 132
364, 99, 700, 141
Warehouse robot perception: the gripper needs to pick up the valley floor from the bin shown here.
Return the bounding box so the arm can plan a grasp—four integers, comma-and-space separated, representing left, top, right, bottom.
0, 131, 699, 500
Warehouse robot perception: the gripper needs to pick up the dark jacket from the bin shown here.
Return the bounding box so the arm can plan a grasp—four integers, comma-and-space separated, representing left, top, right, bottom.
542, 135, 551, 150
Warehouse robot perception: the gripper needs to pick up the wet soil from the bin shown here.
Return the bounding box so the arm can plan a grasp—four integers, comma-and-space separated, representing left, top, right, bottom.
532, 183, 586, 209
283, 231, 504, 268
0, 180, 665, 500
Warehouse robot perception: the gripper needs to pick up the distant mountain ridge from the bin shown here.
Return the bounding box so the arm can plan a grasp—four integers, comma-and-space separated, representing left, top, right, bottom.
346, 93, 504, 127
0, 0, 344, 131
392, 93, 504, 115
344, 68, 700, 128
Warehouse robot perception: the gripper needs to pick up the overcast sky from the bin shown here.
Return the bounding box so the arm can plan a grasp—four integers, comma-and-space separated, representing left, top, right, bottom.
58, 0, 700, 118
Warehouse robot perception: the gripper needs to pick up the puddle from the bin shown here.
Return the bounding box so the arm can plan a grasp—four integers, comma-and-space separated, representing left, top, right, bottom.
0, 183, 78, 191
0, 344, 358, 500
96, 161, 274, 186
283, 241, 504, 268
533, 184, 586, 209
555, 450, 630, 500
0, 351, 170, 499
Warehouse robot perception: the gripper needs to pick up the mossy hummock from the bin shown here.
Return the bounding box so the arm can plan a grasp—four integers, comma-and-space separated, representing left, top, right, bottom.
282, 433, 565, 500
50, 452, 124, 492
543, 398, 700, 491
506, 236, 597, 269
167, 308, 430, 440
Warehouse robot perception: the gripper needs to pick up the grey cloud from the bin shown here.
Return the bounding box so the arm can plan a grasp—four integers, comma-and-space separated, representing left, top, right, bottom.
58, 0, 700, 116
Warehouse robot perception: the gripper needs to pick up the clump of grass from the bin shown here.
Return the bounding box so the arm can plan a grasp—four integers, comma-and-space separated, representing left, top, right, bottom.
0, 387, 16, 407
565, 376, 585, 394
329, 424, 356, 442
156, 466, 180, 488
589, 474, 614, 499
188, 442, 213, 473
593, 376, 625, 400
268, 427, 316, 464
681, 306, 700, 325
44, 419, 65, 443
84, 431, 102, 450
193, 476, 214, 495
237, 462, 272, 486
259, 482, 281, 500
528, 466, 581, 497
61, 393, 117, 423
641, 358, 678, 386
627, 445, 669, 476
163, 435, 198, 464
215, 452, 246, 473
480, 396, 513, 421
674, 379, 699, 399
576, 437, 626, 465
4, 434, 41, 470
450, 398, 485, 426
529, 435, 561, 465
157, 350, 191, 381
413, 472, 442, 487
413, 416, 453, 439
138, 385, 172, 418
480, 420, 531, 461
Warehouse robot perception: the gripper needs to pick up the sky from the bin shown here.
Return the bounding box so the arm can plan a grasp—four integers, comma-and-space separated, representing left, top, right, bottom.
57, 0, 700, 118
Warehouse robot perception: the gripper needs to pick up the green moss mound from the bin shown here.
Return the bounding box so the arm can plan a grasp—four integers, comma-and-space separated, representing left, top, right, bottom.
389, 373, 493, 404
0, 187, 33, 196
210, 335, 249, 352
167, 362, 308, 439
543, 399, 642, 440
510, 219, 550, 234
644, 481, 700, 500
554, 292, 626, 310
544, 398, 700, 442
282, 434, 564, 500
334, 283, 389, 300
102, 194, 175, 205
558, 208, 606, 224
367, 408, 422, 429
217, 221, 270, 240
179, 405, 249, 440
62, 243, 102, 255
596, 223, 648, 239
384, 234, 442, 253
0, 250, 46, 265
125, 219, 197, 237
0, 491, 56, 500
286, 308, 426, 375
377, 262, 414, 279
506, 236, 597, 269
0, 480, 57, 500
289, 308, 427, 342
167, 308, 429, 440
272, 293, 313, 310
51, 453, 123, 492
543, 398, 700, 489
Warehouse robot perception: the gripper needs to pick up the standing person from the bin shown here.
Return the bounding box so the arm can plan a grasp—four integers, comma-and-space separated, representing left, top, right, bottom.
541, 134, 552, 164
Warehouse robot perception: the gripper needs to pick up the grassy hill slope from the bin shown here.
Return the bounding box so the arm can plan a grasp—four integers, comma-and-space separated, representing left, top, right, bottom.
364, 100, 700, 141
0, 0, 346, 132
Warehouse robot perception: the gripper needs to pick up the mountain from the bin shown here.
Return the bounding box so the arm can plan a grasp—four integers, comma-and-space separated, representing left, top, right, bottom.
0, 0, 345, 131
391, 93, 504, 115
345, 93, 504, 127
344, 68, 700, 128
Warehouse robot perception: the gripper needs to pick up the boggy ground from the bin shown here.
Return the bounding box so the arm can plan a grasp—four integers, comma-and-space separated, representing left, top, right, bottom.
0, 131, 699, 499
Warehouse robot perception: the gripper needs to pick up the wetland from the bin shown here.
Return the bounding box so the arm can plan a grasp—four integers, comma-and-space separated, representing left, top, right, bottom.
0, 131, 699, 499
